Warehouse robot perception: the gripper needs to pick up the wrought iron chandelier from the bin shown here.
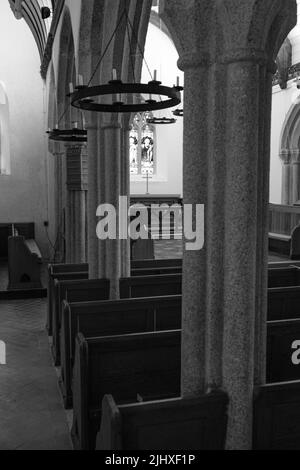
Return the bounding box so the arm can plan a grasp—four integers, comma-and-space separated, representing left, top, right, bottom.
69, 9, 182, 114
47, 126, 87, 143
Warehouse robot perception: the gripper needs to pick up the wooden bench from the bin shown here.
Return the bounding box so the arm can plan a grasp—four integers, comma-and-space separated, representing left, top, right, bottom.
96, 392, 228, 450
47, 259, 182, 334
267, 318, 300, 383
51, 278, 110, 366
71, 330, 181, 450
7, 236, 43, 290
253, 380, 300, 449
268, 286, 300, 320
51, 273, 182, 365
268, 266, 300, 288
47, 264, 88, 334
269, 223, 300, 259
60, 295, 181, 408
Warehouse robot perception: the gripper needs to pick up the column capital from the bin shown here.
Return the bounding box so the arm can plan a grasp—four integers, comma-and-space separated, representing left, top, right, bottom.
220, 48, 276, 73
279, 149, 291, 165
291, 148, 300, 164
177, 50, 212, 71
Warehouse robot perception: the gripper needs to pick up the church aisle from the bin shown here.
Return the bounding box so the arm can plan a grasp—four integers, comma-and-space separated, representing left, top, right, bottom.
0, 299, 72, 450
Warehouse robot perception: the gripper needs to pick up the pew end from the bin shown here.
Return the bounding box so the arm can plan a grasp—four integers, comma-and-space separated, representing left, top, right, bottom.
96, 392, 229, 450
7, 235, 43, 290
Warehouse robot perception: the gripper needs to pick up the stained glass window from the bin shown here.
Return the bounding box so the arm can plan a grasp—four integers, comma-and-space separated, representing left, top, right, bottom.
129, 112, 155, 176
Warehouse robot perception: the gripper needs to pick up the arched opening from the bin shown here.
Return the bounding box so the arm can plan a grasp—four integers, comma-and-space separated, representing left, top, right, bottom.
0, 81, 10, 175
279, 101, 300, 204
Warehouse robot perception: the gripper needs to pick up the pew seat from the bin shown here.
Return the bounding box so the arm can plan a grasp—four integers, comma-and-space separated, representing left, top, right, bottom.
60, 295, 181, 408
71, 330, 181, 450
96, 392, 228, 450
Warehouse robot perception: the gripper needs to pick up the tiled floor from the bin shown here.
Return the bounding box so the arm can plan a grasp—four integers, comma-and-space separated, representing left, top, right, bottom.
0, 298, 71, 450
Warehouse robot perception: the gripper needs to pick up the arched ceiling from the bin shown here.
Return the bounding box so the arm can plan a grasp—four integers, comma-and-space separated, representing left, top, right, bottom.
8, 0, 61, 61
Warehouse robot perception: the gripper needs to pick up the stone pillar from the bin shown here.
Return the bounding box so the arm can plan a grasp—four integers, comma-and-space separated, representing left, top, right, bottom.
160, 0, 296, 450
280, 149, 291, 204
100, 121, 122, 298
120, 118, 131, 278
221, 50, 272, 449
52, 150, 65, 262
86, 114, 100, 278
65, 144, 88, 263
291, 149, 300, 203
86, 114, 124, 298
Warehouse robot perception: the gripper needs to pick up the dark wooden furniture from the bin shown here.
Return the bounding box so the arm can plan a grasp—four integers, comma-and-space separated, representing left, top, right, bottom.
7, 236, 42, 290
268, 286, 300, 320
253, 380, 300, 449
47, 263, 88, 334
60, 295, 181, 408
96, 392, 228, 450
51, 273, 182, 364
51, 277, 109, 365
71, 330, 181, 450
267, 318, 300, 383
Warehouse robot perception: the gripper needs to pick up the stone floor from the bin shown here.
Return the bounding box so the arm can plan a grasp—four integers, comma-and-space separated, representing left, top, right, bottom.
0, 298, 72, 450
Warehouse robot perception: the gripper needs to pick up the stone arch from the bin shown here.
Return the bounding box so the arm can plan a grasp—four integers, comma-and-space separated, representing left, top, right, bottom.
279, 101, 300, 204
57, 7, 78, 129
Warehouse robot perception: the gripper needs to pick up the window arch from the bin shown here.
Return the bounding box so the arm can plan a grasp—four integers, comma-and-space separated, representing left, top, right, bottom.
130, 112, 156, 176
0, 82, 10, 175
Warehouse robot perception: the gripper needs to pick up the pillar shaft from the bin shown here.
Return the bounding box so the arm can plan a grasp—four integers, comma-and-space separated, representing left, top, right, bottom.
65, 145, 88, 263
161, 0, 296, 451
291, 150, 300, 203
280, 150, 292, 204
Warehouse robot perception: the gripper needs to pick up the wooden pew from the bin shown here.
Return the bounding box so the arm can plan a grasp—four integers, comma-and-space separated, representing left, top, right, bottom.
60, 295, 181, 408
267, 318, 300, 383
268, 266, 300, 288
7, 236, 43, 290
253, 380, 300, 449
96, 392, 228, 450
51, 278, 109, 366
268, 219, 300, 260
47, 264, 88, 334
119, 273, 182, 298
54, 269, 300, 368
268, 286, 300, 320
52, 273, 182, 365
71, 330, 181, 450
47, 259, 182, 334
